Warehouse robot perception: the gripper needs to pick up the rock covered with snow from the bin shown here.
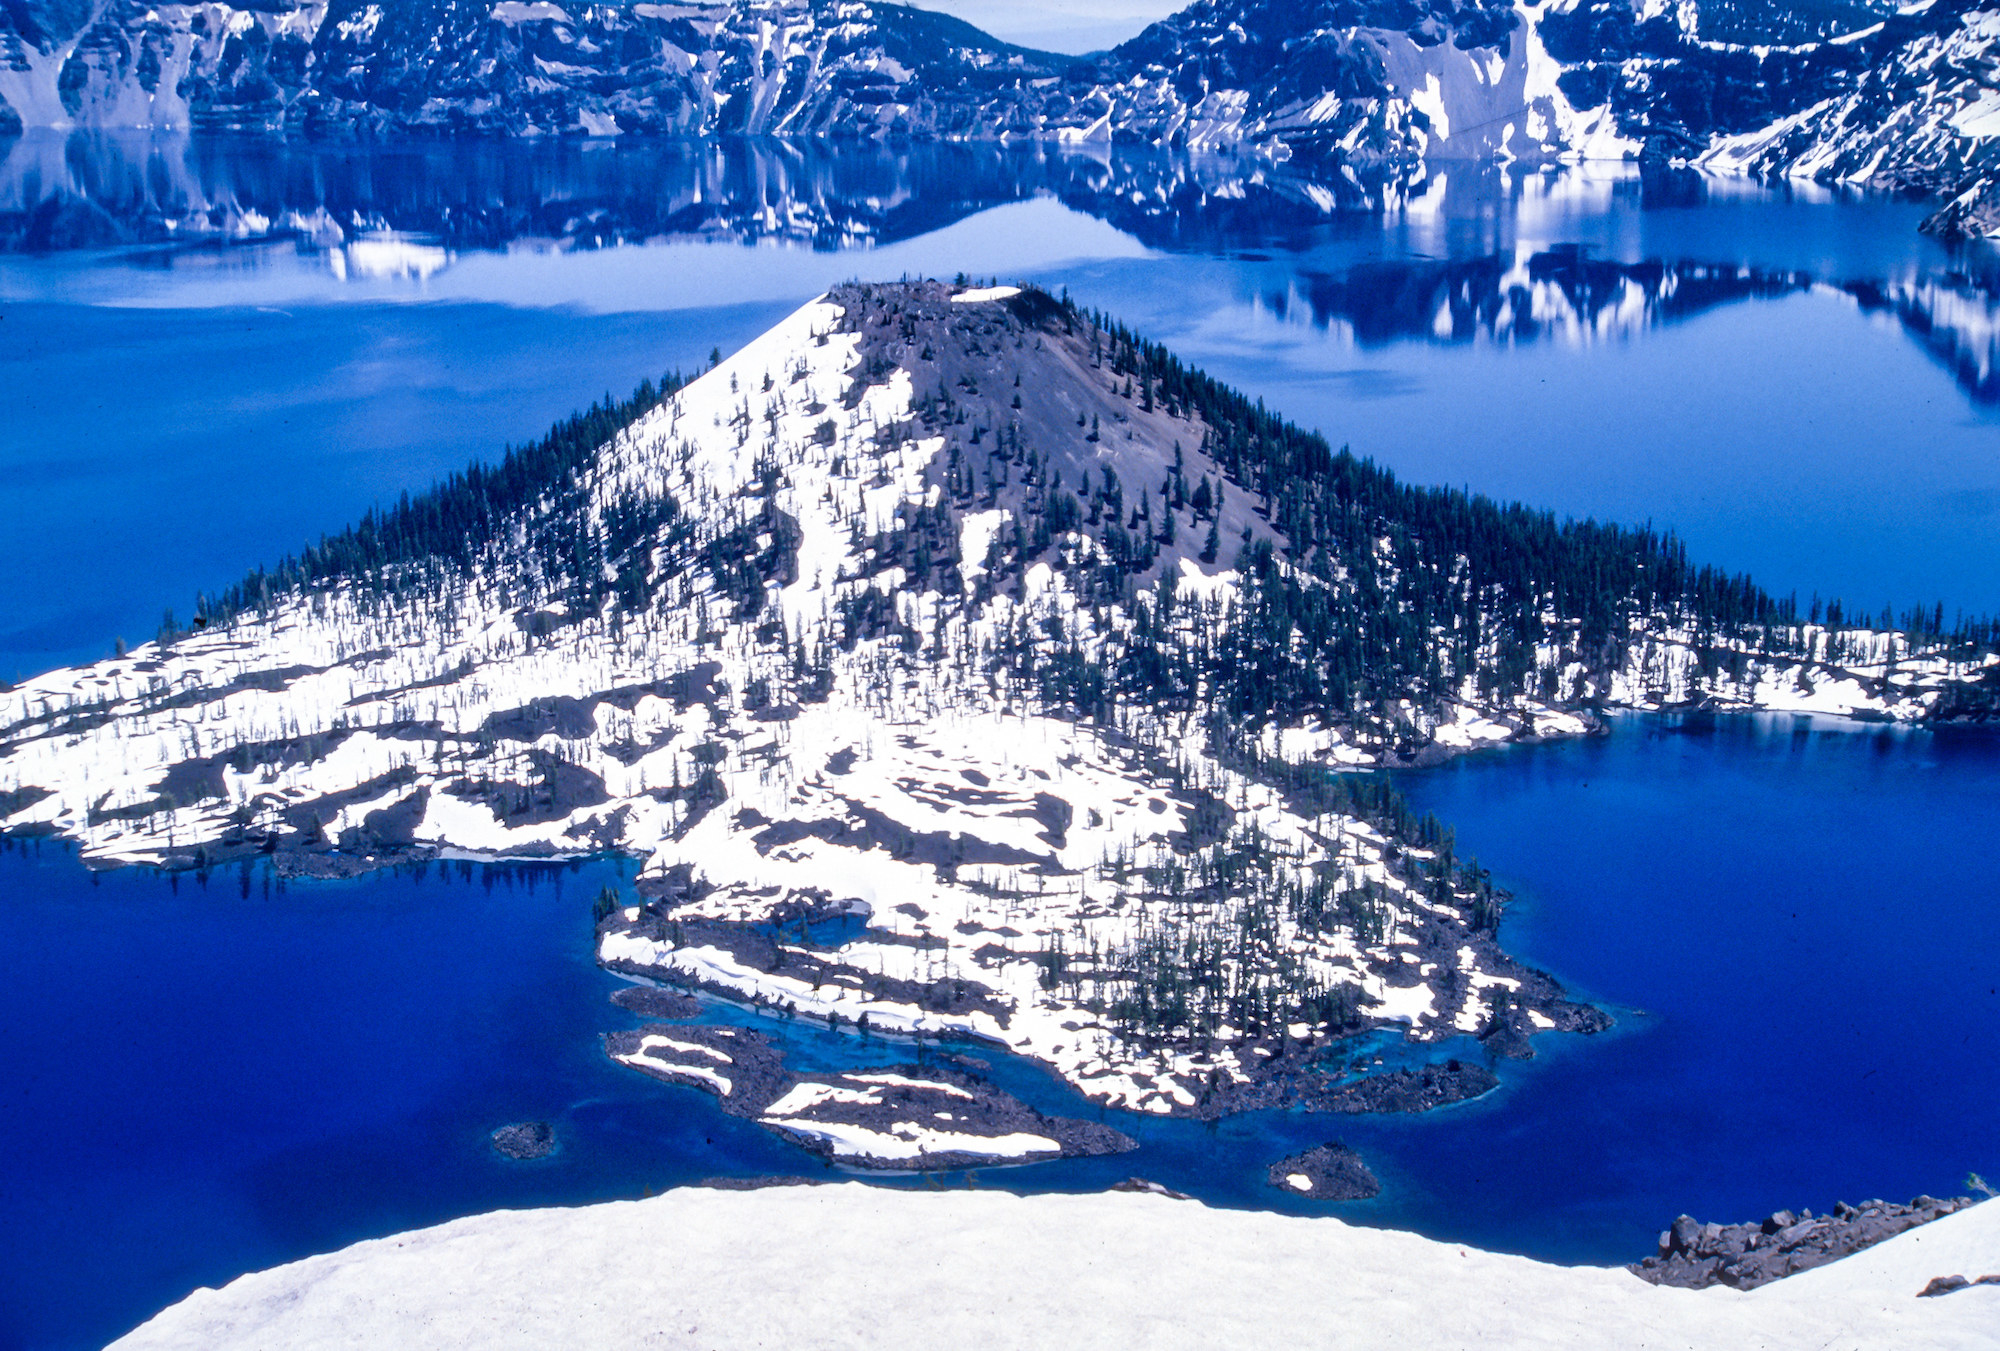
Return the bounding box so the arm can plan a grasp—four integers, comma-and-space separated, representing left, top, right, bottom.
602, 1016, 1132, 1167
753, 1064, 1134, 1168
105, 1184, 2000, 1350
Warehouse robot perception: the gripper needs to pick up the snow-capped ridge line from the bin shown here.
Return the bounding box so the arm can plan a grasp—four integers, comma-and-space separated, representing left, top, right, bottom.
7, 0, 1999, 234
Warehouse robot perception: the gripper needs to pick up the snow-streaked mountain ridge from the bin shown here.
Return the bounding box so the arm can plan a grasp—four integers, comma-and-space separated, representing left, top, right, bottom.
10, 0, 2000, 231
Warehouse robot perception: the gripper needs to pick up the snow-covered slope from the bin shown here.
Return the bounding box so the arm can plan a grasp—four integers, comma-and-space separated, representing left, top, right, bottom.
106, 1183, 2000, 1350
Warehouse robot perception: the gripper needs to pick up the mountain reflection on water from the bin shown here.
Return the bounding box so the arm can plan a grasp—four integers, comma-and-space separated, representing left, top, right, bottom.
6, 130, 2000, 402
1270, 254, 2000, 405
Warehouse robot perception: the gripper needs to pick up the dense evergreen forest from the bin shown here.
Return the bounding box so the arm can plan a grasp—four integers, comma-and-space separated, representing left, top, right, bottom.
962, 293, 2000, 736
197, 372, 691, 635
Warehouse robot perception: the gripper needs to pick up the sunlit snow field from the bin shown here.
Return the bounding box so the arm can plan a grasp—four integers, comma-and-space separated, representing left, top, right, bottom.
2, 137, 1998, 1350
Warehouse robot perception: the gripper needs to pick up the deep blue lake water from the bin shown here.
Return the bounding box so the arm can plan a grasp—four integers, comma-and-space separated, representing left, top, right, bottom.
2, 134, 1998, 1349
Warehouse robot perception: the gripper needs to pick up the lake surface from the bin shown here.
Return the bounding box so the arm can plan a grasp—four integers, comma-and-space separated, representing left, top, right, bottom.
2, 133, 1998, 1350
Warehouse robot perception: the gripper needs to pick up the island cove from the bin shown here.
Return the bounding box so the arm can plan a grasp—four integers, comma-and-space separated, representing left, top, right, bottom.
0, 282, 1994, 1146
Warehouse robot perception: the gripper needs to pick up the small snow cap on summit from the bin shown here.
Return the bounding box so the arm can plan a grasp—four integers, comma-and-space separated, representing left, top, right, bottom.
951, 286, 1022, 304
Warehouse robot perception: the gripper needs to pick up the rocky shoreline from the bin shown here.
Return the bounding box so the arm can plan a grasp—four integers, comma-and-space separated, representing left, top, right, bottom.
604, 922, 1571, 1124
1632, 1196, 1982, 1290
602, 874, 1609, 1126
610, 986, 703, 1020
603, 997, 1133, 1171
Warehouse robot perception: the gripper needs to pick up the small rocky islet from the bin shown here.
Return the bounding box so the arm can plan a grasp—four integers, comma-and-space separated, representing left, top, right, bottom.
489, 1121, 559, 1161
1267, 1144, 1381, 1202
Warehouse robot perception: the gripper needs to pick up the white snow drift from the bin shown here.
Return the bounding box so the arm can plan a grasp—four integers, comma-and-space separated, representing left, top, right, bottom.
108, 1185, 2000, 1350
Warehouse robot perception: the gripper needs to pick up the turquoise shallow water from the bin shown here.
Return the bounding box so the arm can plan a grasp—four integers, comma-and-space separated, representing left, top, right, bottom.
2, 137, 1999, 1349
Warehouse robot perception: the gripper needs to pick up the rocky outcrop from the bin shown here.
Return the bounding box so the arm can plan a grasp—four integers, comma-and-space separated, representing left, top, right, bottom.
611, 985, 703, 1020
1268, 1142, 1381, 1201
489, 1120, 558, 1159
1313, 1060, 1502, 1114
603, 1023, 1135, 1169
1919, 1272, 2000, 1296
1631, 1196, 1981, 1290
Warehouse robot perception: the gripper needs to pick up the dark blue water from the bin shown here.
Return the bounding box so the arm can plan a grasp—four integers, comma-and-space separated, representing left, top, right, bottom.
1377, 714, 2000, 1254
0, 851, 813, 1351
3, 715, 1994, 1350
5, 135, 2000, 1349
0, 300, 788, 675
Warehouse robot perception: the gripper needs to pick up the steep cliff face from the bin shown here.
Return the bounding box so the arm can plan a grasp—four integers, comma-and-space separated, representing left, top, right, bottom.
1088, 0, 2000, 223
1108, 0, 2000, 233
1682, 0, 2000, 237
1082, 0, 1634, 164
0, 0, 1580, 150
7, 0, 2000, 232
0, 0, 1087, 137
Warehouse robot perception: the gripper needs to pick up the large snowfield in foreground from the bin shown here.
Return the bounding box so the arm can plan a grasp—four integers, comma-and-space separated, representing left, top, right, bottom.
111, 1184, 1998, 1349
